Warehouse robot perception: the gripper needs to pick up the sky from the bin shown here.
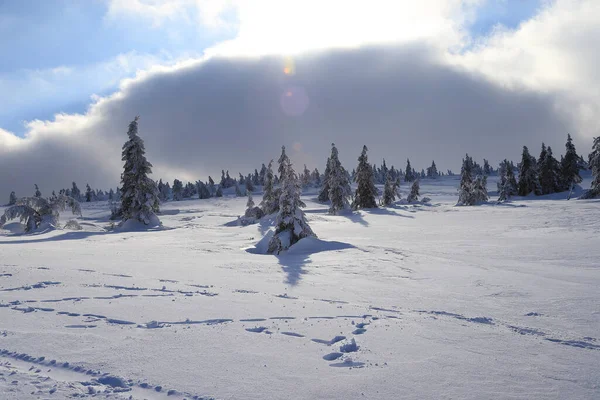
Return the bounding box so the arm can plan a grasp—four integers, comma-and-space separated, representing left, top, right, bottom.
1, 0, 599, 196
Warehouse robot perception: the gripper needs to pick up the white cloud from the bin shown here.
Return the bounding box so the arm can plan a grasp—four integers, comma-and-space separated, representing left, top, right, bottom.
451, 0, 600, 138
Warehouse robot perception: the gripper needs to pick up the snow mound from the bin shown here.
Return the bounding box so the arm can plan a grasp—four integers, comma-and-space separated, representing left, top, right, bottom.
116, 214, 163, 232
0, 222, 26, 234
247, 234, 355, 256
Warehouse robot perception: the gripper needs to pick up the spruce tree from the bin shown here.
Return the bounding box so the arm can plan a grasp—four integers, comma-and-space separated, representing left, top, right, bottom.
381, 173, 397, 206
260, 160, 278, 214
318, 156, 332, 202
85, 184, 93, 202
119, 116, 160, 225
457, 154, 475, 206
472, 175, 489, 203
517, 146, 541, 196
301, 164, 311, 187
235, 181, 243, 197
407, 179, 420, 203
538, 144, 560, 194
172, 179, 183, 201
483, 159, 491, 176
582, 136, 600, 199
267, 146, 315, 254
426, 161, 438, 178
245, 174, 254, 193
71, 182, 81, 201
34, 184, 41, 198
215, 185, 223, 197
560, 134, 583, 195
352, 145, 378, 210
8, 191, 17, 206
208, 176, 215, 196
326, 143, 352, 214
259, 164, 267, 186
108, 189, 114, 202
197, 181, 211, 199
311, 168, 321, 187
404, 159, 414, 182
497, 160, 518, 202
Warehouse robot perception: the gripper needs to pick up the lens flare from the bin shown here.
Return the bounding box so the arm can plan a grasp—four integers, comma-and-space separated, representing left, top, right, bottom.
280, 86, 309, 117
283, 57, 296, 75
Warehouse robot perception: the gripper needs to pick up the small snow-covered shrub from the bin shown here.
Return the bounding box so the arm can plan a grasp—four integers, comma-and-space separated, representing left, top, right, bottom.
64, 219, 83, 230
0, 195, 81, 232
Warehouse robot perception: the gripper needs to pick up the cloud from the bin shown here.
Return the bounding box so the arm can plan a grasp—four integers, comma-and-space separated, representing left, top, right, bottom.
0, 43, 572, 197
1, 0, 598, 199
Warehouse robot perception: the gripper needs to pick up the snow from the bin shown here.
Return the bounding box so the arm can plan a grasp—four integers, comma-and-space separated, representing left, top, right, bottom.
1, 175, 599, 399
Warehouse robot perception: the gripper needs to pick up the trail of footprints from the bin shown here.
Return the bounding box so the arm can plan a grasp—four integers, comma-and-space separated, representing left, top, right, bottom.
1, 266, 599, 372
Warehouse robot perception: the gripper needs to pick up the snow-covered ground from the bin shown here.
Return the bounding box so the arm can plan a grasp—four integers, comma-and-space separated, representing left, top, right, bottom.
1, 176, 599, 399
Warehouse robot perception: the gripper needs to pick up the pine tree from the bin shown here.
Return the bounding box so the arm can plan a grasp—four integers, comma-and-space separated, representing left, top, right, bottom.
260, 160, 278, 214
404, 159, 414, 182
518, 146, 541, 196
34, 184, 41, 198
457, 154, 475, 206
381, 171, 397, 207
318, 156, 332, 202
215, 185, 223, 197
352, 145, 378, 210
197, 181, 211, 199
311, 168, 321, 187
71, 182, 81, 201
301, 164, 311, 187
85, 184, 93, 202
426, 161, 438, 178
235, 181, 244, 197
8, 191, 17, 205
326, 143, 352, 214
172, 179, 183, 201
267, 146, 315, 254
407, 179, 420, 203
483, 159, 491, 176
108, 189, 114, 202
259, 164, 267, 186
582, 136, 600, 199
245, 174, 255, 193
119, 116, 160, 225
560, 134, 583, 196
538, 144, 561, 194
497, 160, 518, 202
472, 175, 489, 203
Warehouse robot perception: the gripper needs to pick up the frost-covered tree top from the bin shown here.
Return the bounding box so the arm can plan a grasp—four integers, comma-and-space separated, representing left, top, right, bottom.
352, 145, 378, 210
119, 116, 160, 225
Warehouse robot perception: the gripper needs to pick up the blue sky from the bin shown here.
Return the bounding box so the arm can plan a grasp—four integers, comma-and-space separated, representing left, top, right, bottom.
0, 0, 543, 137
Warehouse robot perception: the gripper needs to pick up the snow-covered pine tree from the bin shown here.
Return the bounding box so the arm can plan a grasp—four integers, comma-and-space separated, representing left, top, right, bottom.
560, 133, 583, 197
483, 159, 491, 176
318, 155, 332, 202
34, 184, 41, 198
85, 184, 93, 202
8, 191, 17, 205
235, 181, 244, 197
517, 146, 541, 196
197, 181, 211, 199
259, 164, 267, 186
311, 168, 321, 187
326, 143, 352, 214
71, 182, 81, 201
381, 172, 397, 206
108, 188, 114, 202
404, 159, 414, 182
472, 175, 489, 203
407, 179, 420, 203
581, 136, 600, 199
497, 159, 518, 202
301, 164, 311, 187
119, 116, 160, 225
215, 185, 223, 197
426, 160, 438, 178
260, 160, 279, 214
245, 174, 255, 193
208, 176, 215, 196
457, 154, 475, 206
352, 145, 378, 210
538, 144, 561, 194
267, 146, 315, 254
172, 179, 183, 201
